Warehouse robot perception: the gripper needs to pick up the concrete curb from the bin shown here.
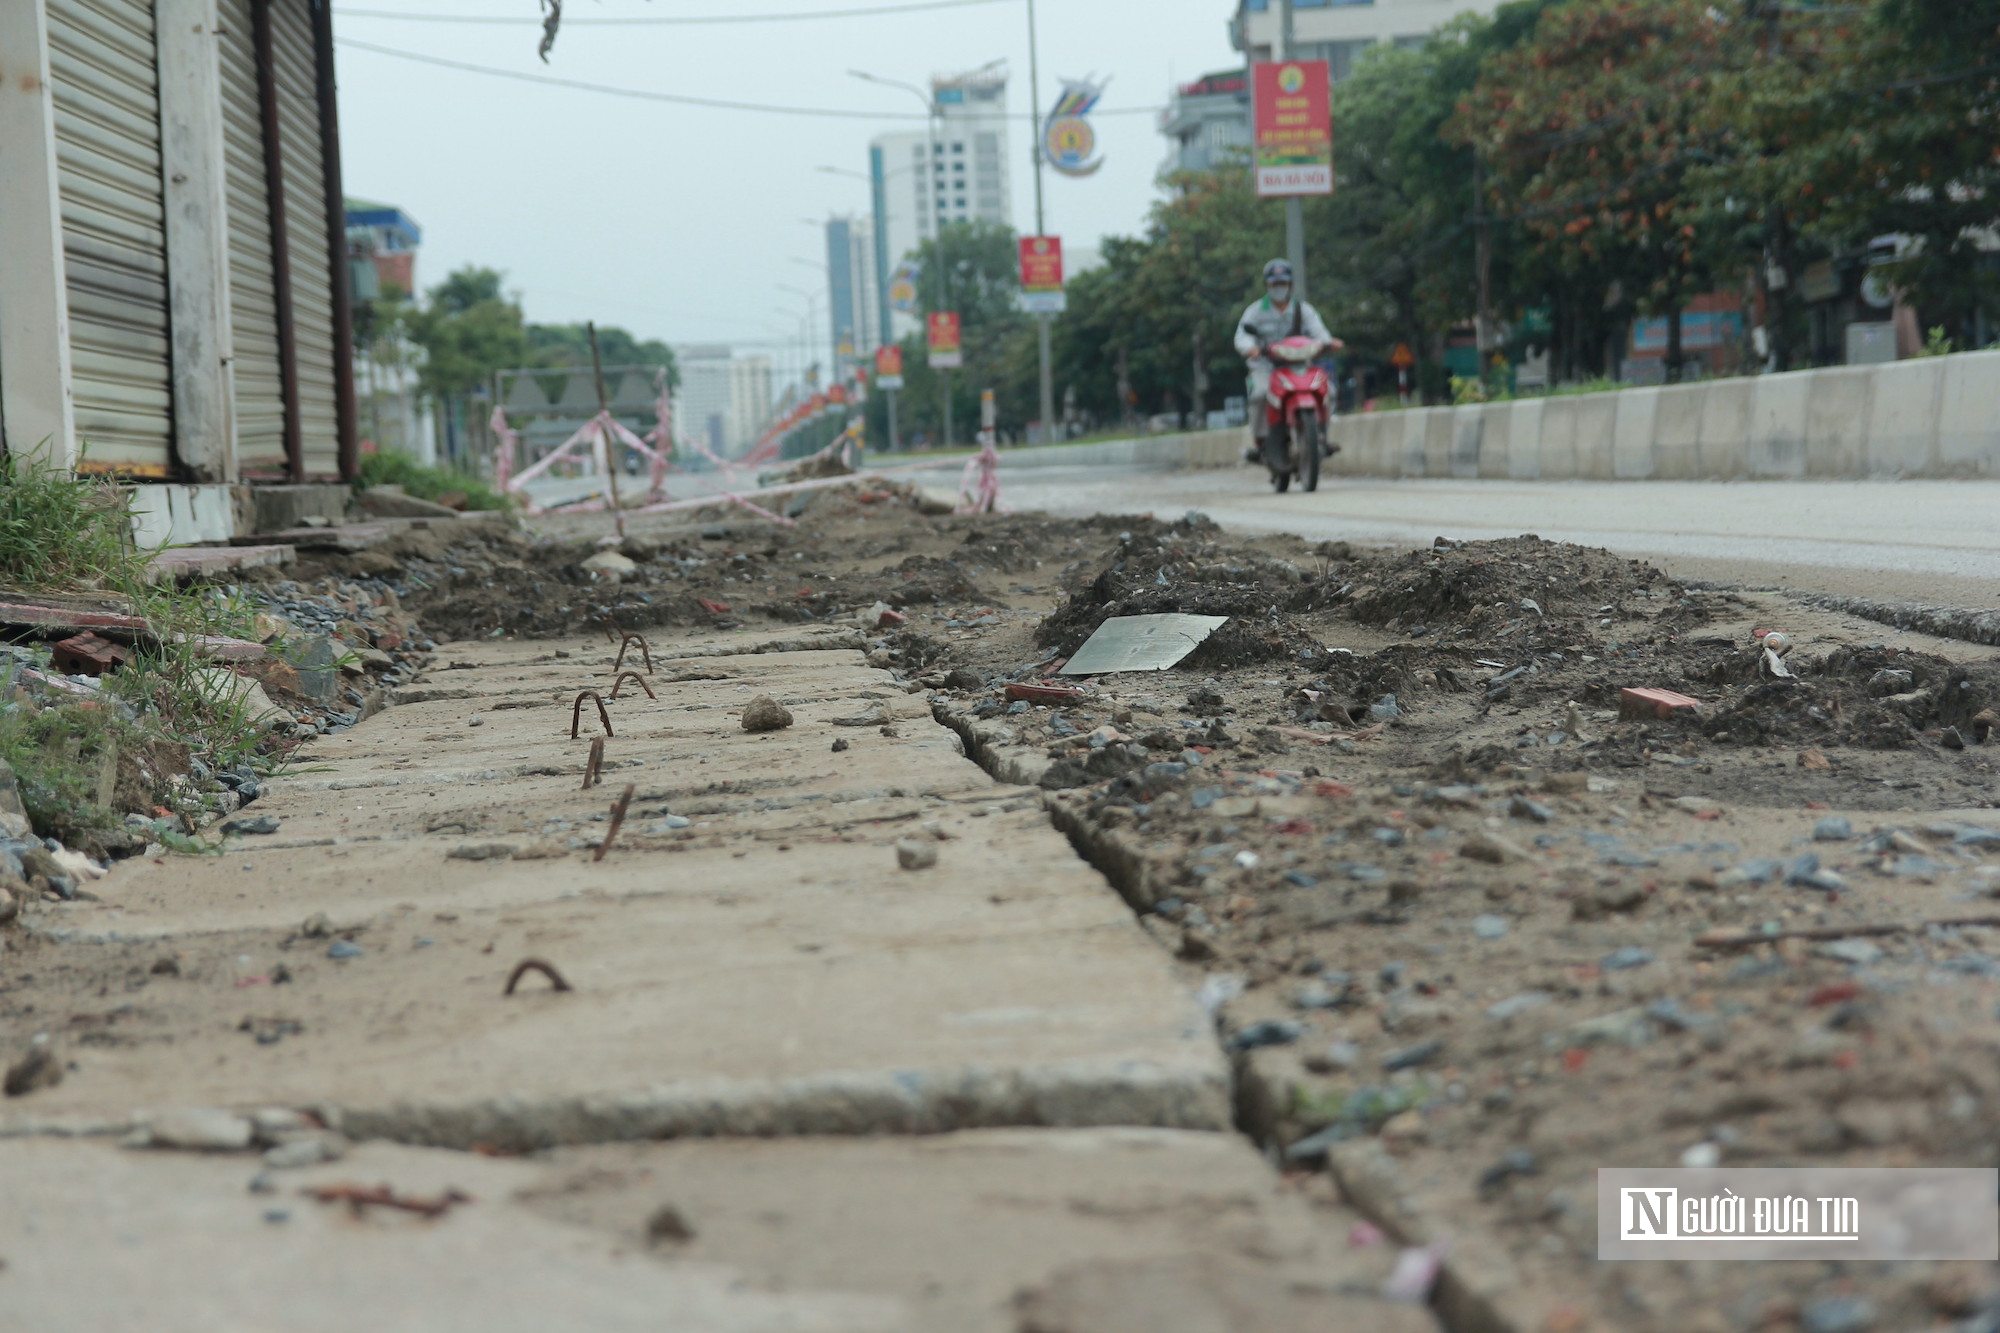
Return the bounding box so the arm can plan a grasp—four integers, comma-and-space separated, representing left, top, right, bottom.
998, 349, 2000, 482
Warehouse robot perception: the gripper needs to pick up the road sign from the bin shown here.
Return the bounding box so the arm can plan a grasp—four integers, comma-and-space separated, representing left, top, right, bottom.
1390, 342, 1417, 368
1252, 60, 1333, 198
927, 312, 963, 369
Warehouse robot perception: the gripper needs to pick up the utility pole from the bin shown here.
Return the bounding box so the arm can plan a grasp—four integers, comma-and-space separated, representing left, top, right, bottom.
585, 321, 627, 540
1026, 0, 1055, 443
1474, 150, 1493, 390
1278, 0, 1306, 304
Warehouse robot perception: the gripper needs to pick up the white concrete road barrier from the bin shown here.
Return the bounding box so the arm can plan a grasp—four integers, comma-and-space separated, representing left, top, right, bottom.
990, 348, 2000, 482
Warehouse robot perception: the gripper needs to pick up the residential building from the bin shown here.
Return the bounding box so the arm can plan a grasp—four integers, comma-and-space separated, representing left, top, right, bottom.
867, 64, 1014, 340
1230, 0, 1510, 79
0, 0, 358, 528
1159, 70, 1252, 176
674, 346, 774, 459
344, 198, 422, 297
824, 215, 881, 365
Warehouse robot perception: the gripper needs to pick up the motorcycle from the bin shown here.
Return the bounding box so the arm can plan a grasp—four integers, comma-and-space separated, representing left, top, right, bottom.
1256, 334, 1338, 493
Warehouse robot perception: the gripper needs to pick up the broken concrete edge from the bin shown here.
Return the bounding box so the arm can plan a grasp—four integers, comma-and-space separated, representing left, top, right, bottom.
932, 699, 1167, 920
1790, 590, 2000, 648
0, 1057, 1231, 1151
1329, 1139, 1528, 1333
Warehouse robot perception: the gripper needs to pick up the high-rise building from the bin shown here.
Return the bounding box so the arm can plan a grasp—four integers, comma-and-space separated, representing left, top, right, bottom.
674, 346, 774, 458
1158, 70, 1252, 176
868, 64, 1014, 341
824, 215, 880, 364
1230, 0, 1510, 79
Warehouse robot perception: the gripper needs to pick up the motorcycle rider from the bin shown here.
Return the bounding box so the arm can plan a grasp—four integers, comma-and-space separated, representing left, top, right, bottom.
1235, 259, 1338, 463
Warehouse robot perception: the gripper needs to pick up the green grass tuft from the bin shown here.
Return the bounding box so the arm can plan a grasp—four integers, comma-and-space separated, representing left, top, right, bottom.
357, 449, 511, 511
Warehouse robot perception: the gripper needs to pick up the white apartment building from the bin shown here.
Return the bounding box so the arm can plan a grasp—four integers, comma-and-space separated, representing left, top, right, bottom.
674, 346, 773, 459
1231, 0, 1509, 78
868, 65, 1014, 339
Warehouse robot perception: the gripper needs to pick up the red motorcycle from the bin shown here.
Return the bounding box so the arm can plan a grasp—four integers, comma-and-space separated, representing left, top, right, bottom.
1257, 334, 1339, 493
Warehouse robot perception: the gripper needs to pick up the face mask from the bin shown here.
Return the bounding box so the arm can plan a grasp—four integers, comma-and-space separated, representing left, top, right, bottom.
1268, 285, 1291, 305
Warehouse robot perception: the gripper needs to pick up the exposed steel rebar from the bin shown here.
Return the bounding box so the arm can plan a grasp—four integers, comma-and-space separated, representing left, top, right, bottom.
613, 633, 654, 675
609, 671, 655, 700
570, 689, 613, 738
594, 783, 636, 863
503, 957, 574, 995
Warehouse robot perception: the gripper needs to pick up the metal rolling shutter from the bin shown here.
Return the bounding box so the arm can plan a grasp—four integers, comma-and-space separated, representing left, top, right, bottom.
218, 0, 287, 473
45, 0, 174, 475
269, 0, 340, 478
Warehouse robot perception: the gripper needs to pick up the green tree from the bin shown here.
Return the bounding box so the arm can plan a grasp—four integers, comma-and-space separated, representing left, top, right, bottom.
1455, 0, 1739, 382
902, 220, 1030, 441
527, 322, 679, 390
404, 265, 530, 402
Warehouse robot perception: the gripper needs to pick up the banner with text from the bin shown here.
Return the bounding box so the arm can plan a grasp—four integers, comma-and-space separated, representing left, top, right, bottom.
1018, 235, 1067, 315
874, 344, 904, 390
927, 312, 963, 369
1253, 59, 1332, 197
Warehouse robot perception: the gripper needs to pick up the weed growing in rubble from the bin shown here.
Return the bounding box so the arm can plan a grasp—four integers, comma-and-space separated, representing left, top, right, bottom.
0, 459, 280, 841
357, 448, 510, 511
0, 451, 131, 589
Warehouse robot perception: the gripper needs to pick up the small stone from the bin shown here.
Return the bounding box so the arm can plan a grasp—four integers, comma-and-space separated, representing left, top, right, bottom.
1799, 748, 1832, 772
1485, 991, 1550, 1021
1820, 938, 1884, 966
1508, 795, 1552, 823
468, 715, 485, 727
262, 1135, 344, 1169
1368, 693, 1401, 721
1602, 946, 1655, 970
1382, 1038, 1444, 1070
1226, 1019, 1303, 1052
1460, 832, 1530, 864
326, 939, 363, 960
1813, 817, 1854, 841
3, 1038, 62, 1097
1671, 795, 1721, 816
646, 1203, 696, 1245
830, 738, 849, 752
0, 883, 17, 927
741, 694, 794, 732
895, 839, 937, 871
447, 842, 518, 861
510, 840, 569, 860
221, 815, 280, 836
146, 1107, 255, 1151
1291, 979, 1344, 1010
579, 550, 638, 579
1472, 914, 1510, 940
300, 912, 333, 938
1679, 1141, 1723, 1168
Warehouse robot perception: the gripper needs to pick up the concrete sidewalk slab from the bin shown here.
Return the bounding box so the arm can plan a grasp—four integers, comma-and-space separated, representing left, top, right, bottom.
0, 1138, 896, 1333
6, 633, 1229, 1146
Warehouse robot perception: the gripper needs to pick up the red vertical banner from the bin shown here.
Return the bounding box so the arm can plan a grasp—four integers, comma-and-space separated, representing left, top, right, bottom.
1018, 236, 1067, 315
927, 312, 963, 368
874, 344, 904, 388
1252, 60, 1333, 198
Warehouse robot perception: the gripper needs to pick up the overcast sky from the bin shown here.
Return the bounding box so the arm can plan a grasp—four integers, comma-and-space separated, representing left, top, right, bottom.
332, 0, 1241, 374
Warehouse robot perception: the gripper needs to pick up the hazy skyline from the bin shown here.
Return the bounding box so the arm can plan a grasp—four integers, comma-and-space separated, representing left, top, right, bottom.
332, 0, 1243, 369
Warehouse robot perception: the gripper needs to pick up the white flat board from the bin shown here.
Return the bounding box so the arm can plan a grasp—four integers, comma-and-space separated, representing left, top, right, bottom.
1058, 614, 1230, 676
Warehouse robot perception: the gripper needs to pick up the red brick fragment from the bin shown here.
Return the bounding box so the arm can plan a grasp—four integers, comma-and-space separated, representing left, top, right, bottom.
51, 632, 130, 676
1619, 687, 1701, 720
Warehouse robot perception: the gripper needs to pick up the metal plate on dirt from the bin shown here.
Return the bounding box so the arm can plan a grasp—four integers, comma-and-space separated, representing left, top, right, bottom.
1059, 614, 1230, 676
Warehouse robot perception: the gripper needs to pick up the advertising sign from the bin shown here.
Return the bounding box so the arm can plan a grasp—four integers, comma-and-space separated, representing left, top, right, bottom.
1042, 80, 1107, 178
1252, 60, 1333, 197
888, 260, 921, 314
927, 312, 963, 369
1018, 235, 1067, 315
874, 344, 904, 390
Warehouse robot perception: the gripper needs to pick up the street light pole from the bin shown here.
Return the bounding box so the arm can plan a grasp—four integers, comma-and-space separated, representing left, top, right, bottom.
1277, 0, 1307, 304
849, 69, 950, 448
1026, 0, 1055, 443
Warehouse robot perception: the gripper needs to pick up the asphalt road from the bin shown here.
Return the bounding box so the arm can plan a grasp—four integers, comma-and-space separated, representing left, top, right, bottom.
938, 461, 2000, 608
